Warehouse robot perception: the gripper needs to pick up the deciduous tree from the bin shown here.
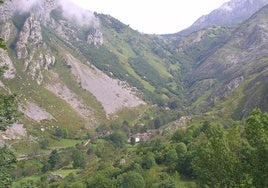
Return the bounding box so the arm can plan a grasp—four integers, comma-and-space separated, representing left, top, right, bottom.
192, 124, 239, 187
245, 109, 268, 187
117, 172, 145, 188
0, 147, 17, 188
48, 149, 60, 170
72, 148, 86, 169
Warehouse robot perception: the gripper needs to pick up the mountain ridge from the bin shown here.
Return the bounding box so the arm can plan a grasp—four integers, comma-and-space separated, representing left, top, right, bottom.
165, 0, 268, 37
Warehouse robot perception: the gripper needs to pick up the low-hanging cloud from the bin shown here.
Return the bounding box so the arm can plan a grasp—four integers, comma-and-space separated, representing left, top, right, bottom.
12, 0, 99, 27
13, 0, 43, 13
57, 0, 99, 27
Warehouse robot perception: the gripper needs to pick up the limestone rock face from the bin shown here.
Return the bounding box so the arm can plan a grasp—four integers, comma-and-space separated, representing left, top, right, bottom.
14, 13, 57, 84
16, 14, 43, 59
0, 0, 103, 88
0, 0, 56, 21
0, 49, 16, 79
87, 28, 103, 46
0, 22, 14, 42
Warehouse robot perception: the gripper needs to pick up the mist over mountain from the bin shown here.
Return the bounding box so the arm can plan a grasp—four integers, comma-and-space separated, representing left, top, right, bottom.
1, 0, 99, 27
175, 0, 268, 36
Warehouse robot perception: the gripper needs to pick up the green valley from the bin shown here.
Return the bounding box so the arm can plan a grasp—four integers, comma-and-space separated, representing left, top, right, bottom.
0, 0, 268, 187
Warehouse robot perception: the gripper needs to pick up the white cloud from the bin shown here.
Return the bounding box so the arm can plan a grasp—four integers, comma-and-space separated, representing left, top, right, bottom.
57, 0, 99, 27
11, 0, 99, 27
13, 0, 42, 13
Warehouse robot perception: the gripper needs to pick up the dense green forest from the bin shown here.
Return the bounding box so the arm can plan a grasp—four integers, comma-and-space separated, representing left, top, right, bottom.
1, 109, 265, 187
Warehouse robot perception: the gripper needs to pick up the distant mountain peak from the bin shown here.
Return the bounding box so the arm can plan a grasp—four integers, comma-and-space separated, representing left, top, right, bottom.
177, 0, 268, 36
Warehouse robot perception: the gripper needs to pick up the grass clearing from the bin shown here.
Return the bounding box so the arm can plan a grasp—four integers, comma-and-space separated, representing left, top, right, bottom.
53, 169, 80, 178
51, 138, 88, 148
12, 175, 41, 188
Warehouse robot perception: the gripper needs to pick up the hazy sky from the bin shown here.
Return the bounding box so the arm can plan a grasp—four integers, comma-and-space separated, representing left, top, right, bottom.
69, 0, 230, 34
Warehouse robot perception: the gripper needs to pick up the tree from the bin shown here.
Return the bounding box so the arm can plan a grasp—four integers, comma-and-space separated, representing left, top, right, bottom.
39, 137, 50, 149
0, 146, 17, 188
155, 178, 177, 188
41, 161, 51, 173
167, 100, 178, 110
192, 124, 240, 187
175, 142, 187, 159
117, 172, 145, 188
164, 148, 178, 172
245, 109, 268, 187
86, 173, 112, 188
0, 94, 18, 131
47, 150, 60, 170
130, 136, 136, 145
141, 152, 156, 169
71, 148, 86, 169
54, 128, 67, 138
153, 117, 162, 129
109, 130, 127, 148
151, 172, 177, 188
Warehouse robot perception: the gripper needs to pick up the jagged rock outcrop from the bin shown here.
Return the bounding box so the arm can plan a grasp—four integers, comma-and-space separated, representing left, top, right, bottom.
87, 28, 103, 46
0, 22, 14, 42
14, 13, 56, 84
0, 49, 16, 79
16, 13, 43, 59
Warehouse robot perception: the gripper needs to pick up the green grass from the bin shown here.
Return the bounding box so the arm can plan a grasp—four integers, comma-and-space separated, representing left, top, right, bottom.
4, 58, 87, 134
122, 63, 155, 92
51, 138, 88, 148
107, 105, 148, 126
7, 139, 35, 156
144, 54, 172, 78
53, 169, 80, 178
12, 175, 41, 188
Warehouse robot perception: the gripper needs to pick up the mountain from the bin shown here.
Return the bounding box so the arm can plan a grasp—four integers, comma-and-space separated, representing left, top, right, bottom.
182, 4, 268, 118
1, 0, 268, 186
0, 0, 184, 140
173, 0, 268, 36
